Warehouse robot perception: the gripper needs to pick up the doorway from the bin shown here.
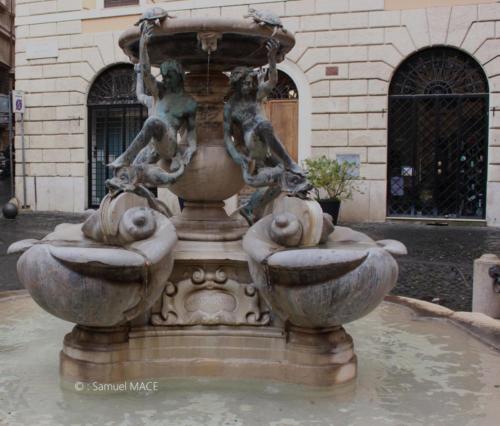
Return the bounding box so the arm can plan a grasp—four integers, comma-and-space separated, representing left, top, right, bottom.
87, 64, 147, 208
387, 47, 489, 219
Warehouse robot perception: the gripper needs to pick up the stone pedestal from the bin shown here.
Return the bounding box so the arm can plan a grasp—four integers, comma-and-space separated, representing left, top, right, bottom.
168, 72, 247, 242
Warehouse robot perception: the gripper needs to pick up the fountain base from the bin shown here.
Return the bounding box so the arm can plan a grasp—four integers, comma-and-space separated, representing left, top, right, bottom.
60, 324, 357, 388
59, 239, 356, 388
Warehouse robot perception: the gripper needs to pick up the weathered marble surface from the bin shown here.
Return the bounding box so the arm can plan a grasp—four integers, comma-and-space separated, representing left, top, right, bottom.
243, 197, 407, 328
8, 193, 177, 327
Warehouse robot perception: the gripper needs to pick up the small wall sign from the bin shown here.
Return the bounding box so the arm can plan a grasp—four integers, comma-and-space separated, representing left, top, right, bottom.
12, 90, 25, 114
336, 154, 360, 177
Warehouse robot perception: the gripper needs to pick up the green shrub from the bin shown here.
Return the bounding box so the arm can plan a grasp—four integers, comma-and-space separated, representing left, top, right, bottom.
303, 155, 362, 201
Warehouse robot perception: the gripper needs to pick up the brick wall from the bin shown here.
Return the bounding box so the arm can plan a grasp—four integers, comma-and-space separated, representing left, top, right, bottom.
13, 0, 500, 225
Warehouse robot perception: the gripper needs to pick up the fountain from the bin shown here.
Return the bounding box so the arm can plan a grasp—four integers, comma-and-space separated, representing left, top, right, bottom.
8, 8, 407, 388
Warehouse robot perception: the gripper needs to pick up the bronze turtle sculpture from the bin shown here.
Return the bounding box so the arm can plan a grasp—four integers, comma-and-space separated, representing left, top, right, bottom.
244, 8, 287, 37
135, 7, 175, 28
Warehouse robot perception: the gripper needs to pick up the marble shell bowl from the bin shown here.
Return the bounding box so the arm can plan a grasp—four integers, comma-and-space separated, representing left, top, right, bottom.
9, 213, 177, 327
243, 217, 403, 329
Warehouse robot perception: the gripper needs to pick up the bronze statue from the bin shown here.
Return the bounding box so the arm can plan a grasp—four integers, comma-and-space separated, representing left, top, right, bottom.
224, 39, 310, 223
108, 22, 197, 189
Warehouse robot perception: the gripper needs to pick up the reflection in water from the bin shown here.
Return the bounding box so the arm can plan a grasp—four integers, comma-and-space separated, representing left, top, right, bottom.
0, 296, 499, 425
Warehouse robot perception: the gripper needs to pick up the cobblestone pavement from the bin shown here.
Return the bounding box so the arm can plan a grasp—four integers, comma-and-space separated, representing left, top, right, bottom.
352, 222, 500, 312
1, 212, 500, 311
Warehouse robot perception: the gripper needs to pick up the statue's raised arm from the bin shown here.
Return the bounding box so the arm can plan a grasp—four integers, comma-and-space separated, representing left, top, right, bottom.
135, 64, 153, 114
257, 39, 279, 102
139, 23, 160, 99
107, 10, 198, 194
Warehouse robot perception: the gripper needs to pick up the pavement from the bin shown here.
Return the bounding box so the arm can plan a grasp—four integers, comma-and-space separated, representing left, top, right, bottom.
1, 210, 500, 311
352, 222, 500, 312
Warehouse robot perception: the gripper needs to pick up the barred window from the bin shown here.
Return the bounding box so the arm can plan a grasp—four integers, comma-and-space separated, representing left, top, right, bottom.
104, 0, 139, 7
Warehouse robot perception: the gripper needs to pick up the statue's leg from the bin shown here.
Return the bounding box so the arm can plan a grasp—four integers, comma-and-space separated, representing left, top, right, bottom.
243, 163, 283, 188
152, 126, 183, 171
109, 117, 166, 169
255, 121, 302, 174
137, 162, 186, 187
240, 185, 282, 225
133, 144, 160, 166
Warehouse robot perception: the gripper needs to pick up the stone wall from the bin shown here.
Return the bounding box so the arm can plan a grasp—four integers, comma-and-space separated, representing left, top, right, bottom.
13, 0, 500, 225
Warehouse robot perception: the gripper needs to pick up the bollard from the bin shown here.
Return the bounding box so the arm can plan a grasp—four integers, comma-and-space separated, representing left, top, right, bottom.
473, 254, 500, 319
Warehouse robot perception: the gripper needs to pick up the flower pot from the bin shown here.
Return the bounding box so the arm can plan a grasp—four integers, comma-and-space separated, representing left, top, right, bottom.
319, 199, 341, 224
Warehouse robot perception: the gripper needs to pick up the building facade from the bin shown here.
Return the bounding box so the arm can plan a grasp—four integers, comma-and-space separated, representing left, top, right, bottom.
13, 0, 500, 225
1, 0, 15, 152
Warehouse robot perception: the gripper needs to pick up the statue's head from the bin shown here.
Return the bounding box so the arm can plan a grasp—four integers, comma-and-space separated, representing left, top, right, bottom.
280, 169, 313, 198
160, 59, 184, 91
230, 66, 258, 96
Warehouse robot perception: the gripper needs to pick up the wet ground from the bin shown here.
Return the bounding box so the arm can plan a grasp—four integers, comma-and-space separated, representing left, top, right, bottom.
1, 210, 500, 311
1, 295, 499, 426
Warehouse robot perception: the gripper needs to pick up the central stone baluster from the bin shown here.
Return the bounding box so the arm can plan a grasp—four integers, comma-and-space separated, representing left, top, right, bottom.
169, 71, 248, 241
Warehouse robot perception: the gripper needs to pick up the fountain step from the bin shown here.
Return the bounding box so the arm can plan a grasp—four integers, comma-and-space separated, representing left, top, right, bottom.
60, 325, 357, 388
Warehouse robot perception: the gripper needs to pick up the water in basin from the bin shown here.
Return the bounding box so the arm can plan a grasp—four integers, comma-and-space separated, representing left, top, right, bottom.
1, 295, 498, 425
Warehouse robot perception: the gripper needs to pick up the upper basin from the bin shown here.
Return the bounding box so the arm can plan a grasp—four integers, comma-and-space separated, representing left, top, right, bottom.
119, 17, 296, 72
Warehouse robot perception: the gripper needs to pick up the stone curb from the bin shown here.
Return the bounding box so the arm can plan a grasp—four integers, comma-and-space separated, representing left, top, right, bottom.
0, 289, 29, 302
385, 295, 500, 351
384, 295, 455, 317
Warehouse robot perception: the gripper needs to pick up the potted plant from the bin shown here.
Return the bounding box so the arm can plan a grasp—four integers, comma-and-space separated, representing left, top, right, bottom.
303, 155, 362, 224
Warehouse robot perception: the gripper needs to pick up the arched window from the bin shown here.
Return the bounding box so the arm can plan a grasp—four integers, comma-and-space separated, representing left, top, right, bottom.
87, 64, 147, 207
268, 70, 299, 100
388, 47, 489, 219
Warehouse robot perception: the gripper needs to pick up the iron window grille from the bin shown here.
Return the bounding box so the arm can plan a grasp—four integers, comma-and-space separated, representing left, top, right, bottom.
388, 47, 489, 220
88, 64, 147, 208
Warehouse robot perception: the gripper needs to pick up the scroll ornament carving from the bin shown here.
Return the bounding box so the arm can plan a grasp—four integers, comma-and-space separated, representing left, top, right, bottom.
151, 267, 270, 326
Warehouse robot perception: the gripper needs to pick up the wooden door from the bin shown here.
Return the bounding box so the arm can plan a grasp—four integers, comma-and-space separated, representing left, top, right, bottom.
264, 100, 299, 162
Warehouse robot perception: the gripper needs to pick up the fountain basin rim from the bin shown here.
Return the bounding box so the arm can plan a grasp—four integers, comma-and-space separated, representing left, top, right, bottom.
119, 17, 296, 70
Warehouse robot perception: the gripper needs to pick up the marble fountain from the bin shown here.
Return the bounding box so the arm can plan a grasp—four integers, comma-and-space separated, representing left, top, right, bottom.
4, 11, 498, 422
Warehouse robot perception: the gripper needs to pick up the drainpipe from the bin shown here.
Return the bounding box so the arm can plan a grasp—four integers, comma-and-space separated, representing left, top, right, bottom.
8, 0, 14, 91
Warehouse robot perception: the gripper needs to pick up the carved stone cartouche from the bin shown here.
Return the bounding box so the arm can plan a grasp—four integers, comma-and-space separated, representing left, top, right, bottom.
151, 265, 270, 326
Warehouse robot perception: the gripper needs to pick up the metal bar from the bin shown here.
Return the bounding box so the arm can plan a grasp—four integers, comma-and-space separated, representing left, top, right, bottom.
386, 216, 488, 224
8, 90, 13, 199
411, 97, 418, 216
482, 96, 490, 219
20, 112, 27, 208
390, 93, 488, 99
457, 96, 464, 217
87, 106, 93, 209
